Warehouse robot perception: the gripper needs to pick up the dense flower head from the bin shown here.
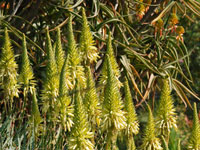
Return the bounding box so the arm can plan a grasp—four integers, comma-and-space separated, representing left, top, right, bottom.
156, 79, 177, 137
188, 103, 200, 149
102, 56, 126, 131
141, 105, 163, 150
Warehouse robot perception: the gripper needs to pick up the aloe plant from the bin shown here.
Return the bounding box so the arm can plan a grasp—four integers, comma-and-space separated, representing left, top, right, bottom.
68, 82, 94, 150
79, 8, 99, 65
99, 32, 121, 87
29, 89, 42, 137
41, 28, 59, 120
141, 104, 163, 150
18, 34, 35, 97
188, 103, 200, 150
83, 66, 101, 128
102, 56, 126, 149
156, 79, 177, 140
58, 56, 73, 131
66, 14, 86, 89
123, 78, 139, 150
55, 27, 65, 76
0, 27, 18, 109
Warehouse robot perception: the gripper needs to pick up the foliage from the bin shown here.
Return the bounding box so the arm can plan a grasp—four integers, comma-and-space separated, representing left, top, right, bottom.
0, 0, 200, 149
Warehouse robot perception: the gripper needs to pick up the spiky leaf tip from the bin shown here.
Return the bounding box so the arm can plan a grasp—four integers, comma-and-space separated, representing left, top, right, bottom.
84, 66, 101, 126
68, 81, 94, 150
19, 34, 35, 95
58, 56, 73, 131
141, 104, 163, 150
188, 103, 200, 150
0, 27, 18, 100
79, 7, 99, 64
102, 55, 126, 131
41, 28, 59, 116
124, 78, 139, 135
99, 32, 121, 87
156, 79, 177, 136
55, 27, 65, 75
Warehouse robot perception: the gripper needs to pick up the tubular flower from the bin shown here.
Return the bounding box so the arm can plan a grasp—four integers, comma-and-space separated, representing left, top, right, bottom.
41, 28, 59, 119
58, 56, 73, 131
141, 105, 163, 150
0, 27, 18, 104
188, 103, 200, 149
123, 78, 139, 135
68, 82, 94, 150
156, 79, 177, 137
19, 34, 35, 96
79, 8, 99, 65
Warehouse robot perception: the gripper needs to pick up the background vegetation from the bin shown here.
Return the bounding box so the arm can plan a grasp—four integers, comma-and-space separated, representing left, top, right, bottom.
0, 0, 200, 149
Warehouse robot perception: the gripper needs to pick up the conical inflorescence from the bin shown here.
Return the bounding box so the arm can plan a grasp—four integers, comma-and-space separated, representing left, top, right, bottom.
68, 82, 94, 150
66, 15, 86, 89
79, 8, 99, 65
0, 27, 18, 106
55, 27, 65, 76
19, 34, 35, 96
102, 56, 126, 149
41, 28, 59, 119
58, 56, 73, 131
141, 105, 162, 150
188, 103, 200, 149
156, 79, 177, 137
99, 32, 121, 87
84, 66, 101, 127
123, 78, 139, 150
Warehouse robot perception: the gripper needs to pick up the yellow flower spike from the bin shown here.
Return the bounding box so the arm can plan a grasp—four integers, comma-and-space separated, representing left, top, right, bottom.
156, 79, 177, 139
188, 103, 200, 149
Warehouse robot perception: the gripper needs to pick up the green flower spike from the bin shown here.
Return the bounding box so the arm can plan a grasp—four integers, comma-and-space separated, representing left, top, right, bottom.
58, 56, 73, 131
68, 81, 94, 150
55, 27, 65, 76
99, 32, 121, 87
0, 27, 18, 107
188, 103, 200, 150
123, 78, 139, 150
141, 104, 163, 150
41, 28, 59, 118
84, 66, 101, 127
19, 34, 35, 96
102, 56, 126, 149
79, 7, 99, 65
156, 79, 177, 138
67, 14, 86, 89
29, 89, 42, 136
